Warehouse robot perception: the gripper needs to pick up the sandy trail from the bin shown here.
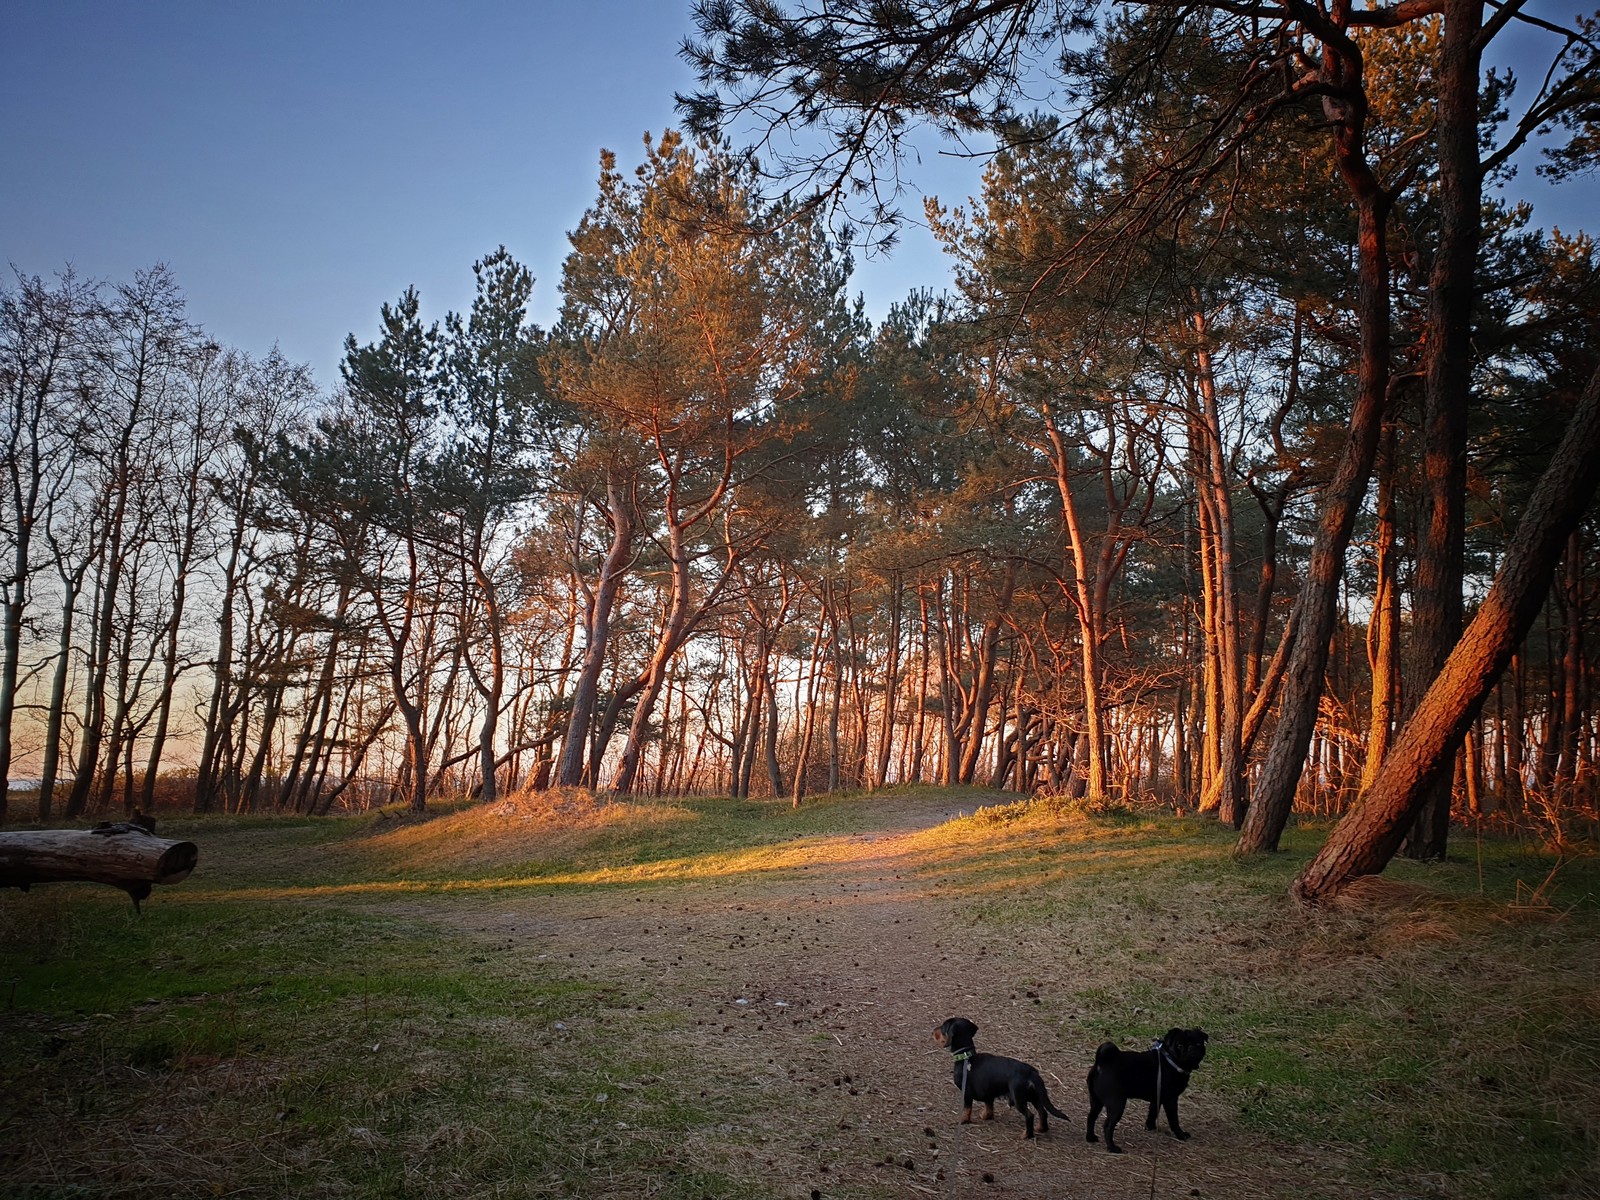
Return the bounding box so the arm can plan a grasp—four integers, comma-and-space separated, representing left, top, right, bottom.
427, 795, 1357, 1199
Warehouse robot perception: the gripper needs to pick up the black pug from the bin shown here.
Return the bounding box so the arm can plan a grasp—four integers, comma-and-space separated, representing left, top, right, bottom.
1085, 1027, 1208, 1154
934, 1016, 1068, 1139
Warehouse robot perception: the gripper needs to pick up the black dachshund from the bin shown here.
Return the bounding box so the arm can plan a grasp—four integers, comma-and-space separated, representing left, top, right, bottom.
1086, 1027, 1208, 1153
934, 1016, 1068, 1139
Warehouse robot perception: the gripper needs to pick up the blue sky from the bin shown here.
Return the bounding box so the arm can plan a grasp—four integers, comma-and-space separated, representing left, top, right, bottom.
1, 1, 968, 384
2, 2, 1591, 388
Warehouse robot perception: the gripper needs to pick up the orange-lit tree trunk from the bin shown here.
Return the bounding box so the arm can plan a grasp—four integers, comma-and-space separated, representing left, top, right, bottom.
1294, 360, 1600, 902
557, 475, 635, 788
792, 586, 828, 806
956, 559, 1016, 785
1049, 424, 1110, 802
1189, 305, 1245, 825
873, 573, 904, 789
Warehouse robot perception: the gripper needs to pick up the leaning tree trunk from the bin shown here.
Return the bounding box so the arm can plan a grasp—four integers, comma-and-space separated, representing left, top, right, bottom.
1294, 361, 1600, 903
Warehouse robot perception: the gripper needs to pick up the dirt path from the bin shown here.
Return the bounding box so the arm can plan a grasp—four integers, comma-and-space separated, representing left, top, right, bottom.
432, 795, 1357, 1200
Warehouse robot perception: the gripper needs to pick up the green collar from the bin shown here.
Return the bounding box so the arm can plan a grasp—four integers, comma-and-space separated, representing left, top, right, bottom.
951, 1048, 974, 1062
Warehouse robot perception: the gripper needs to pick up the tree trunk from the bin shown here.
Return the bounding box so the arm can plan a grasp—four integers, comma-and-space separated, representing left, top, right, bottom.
37, 556, 88, 824
1238, 169, 1392, 855
1405, 0, 1483, 862
194, 523, 244, 813
763, 663, 783, 797
827, 580, 844, 792
475, 566, 507, 804
1293, 360, 1600, 902
1049, 425, 1111, 800
1361, 423, 1401, 793
1554, 532, 1584, 796
558, 480, 634, 788
139, 562, 191, 811
65, 546, 117, 819
1505, 651, 1526, 812
874, 574, 903, 789
957, 560, 1015, 784
1191, 307, 1245, 824
792, 595, 828, 806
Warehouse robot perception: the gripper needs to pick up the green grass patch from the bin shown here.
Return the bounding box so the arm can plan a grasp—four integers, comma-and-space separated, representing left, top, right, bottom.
922, 797, 1600, 1200
0, 887, 750, 1198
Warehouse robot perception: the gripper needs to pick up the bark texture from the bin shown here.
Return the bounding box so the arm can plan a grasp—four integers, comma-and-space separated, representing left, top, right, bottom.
0, 826, 198, 908
1294, 361, 1600, 903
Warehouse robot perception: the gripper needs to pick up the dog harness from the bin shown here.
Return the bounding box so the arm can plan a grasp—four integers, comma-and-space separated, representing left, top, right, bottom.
1151, 1038, 1191, 1077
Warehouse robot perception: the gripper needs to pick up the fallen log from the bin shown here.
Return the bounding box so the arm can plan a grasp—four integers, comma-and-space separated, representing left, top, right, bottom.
0, 824, 198, 911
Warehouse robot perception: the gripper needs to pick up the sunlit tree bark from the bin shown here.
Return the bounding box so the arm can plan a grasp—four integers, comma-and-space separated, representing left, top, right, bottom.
1295, 360, 1600, 902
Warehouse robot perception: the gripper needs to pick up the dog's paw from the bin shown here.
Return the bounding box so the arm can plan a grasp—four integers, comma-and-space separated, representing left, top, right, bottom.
1107, 1144, 1124, 1155
1175, 1131, 1190, 1141
1086, 1133, 1098, 1143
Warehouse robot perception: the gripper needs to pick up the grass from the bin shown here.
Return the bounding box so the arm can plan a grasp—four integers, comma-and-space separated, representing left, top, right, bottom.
902, 797, 1600, 1199
1, 787, 1596, 1199
2, 798, 769, 1198
1, 888, 750, 1199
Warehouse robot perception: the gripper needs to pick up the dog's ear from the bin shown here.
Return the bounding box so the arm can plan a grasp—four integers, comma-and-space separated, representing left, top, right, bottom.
1164, 1027, 1184, 1044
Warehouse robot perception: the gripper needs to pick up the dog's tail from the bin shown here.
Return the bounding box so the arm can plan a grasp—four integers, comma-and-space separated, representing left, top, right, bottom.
1039, 1083, 1070, 1119
1093, 1041, 1119, 1068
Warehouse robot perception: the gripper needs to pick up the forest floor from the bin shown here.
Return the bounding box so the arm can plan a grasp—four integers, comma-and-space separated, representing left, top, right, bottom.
1, 787, 1596, 1199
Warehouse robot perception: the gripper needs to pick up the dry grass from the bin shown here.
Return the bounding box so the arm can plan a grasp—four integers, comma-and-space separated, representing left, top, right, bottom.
348, 786, 701, 871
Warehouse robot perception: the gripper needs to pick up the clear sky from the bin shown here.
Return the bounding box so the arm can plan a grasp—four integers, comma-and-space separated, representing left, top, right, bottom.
2, 2, 1591, 388
1, 0, 974, 385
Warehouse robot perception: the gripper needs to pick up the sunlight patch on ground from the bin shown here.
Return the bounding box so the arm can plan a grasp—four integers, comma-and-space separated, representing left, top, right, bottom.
175, 793, 1234, 906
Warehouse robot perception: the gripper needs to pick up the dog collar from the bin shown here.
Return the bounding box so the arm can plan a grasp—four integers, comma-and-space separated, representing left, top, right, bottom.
950, 1049, 974, 1063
